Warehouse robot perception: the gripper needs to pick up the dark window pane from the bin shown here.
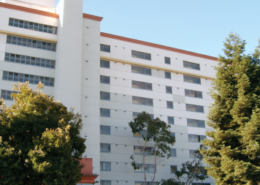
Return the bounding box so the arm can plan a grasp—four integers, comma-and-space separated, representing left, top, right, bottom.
168, 116, 174, 124
100, 91, 110, 100
132, 50, 151, 60
165, 72, 171, 79
100, 60, 110, 68
100, 75, 110, 84
100, 126, 110, 135
165, 57, 171, 64
100, 108, 110, 117
132, 65, 152, 76
100, 44, 110, 52
167, 101, 173, 109
166, 86, 172, 94
183, 61, 200, 70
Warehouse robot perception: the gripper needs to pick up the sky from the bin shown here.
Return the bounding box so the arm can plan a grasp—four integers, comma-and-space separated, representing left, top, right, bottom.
56, 0, 260, 58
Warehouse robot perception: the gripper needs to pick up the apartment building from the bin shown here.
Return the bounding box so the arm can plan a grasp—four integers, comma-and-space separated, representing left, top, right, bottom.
0, 0, 218, 184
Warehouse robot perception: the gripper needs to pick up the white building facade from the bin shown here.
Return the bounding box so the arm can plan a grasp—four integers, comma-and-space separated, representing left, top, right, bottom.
0, 0, 218, 185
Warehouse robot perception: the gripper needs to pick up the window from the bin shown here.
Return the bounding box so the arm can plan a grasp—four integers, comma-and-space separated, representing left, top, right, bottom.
100, 162, 111, 171
166, 86, 172, 94
183, 75, 201, 84
6, 35, 56, 51
186, 104, 204, 113
189, 150, 197, 158
100, 143, 111, 153
170, 132, 175, 138
168, 116, 174, 124
100, 108, 110, 117
188, 134, 206, 142
135, 182, 157, 185
170, 166, 177, 173
187, 119, 205, 128
191, 167, 207, 175
167, 101, 173, 109
1, 90, 15, 100
100, 91, 110, 100
133, 130, 148, 138
134, 146, 155, 155
100, 60, 110, 68
2, 71, 54, 86
134, 164, 156, 173
165, 71, 171, 79
132, 81, 152, 90
185, 89, 202, 98
165, 57, 171, 64
133, 112, 154, 119
100, 75, 110, 84
5, 53, 55, 68
132, 96, 153, 106
132, 50, 151, 60
131, 65, 152, 76
183, 61, 200, 70
9, 18, 57, 34
170, 149, 176, 157
100, 44, 110, 52
100, 181, 111, 185
100, 126, 110, 135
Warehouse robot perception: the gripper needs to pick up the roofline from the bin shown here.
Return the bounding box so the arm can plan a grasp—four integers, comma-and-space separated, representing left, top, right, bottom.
100, 32, 218, 61
83, 13, 103, 22
0, 2, 59, 18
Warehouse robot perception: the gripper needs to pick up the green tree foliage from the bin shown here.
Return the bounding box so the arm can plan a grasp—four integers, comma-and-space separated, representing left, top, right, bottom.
201, 33, 260, 185
129, 112, 175, 184
160, 150, 208, 185
0, 82, 86, 185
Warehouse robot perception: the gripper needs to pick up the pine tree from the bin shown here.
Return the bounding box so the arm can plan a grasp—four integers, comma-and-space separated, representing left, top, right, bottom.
201, 33, 260, 185
0, 82, 86, 185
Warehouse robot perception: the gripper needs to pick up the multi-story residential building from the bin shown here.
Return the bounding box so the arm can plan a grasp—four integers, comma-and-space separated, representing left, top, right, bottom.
0, 0, 218, 184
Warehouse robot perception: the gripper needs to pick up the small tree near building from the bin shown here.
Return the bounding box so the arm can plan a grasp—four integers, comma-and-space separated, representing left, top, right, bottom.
129, 112, 175, 185
160, 150, 208, 185
0, 82, 86, 185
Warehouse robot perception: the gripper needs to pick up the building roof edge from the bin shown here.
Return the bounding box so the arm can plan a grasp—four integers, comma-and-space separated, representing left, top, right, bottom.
100, 32, 218, 61
0, 2, 59, 18
83, 13, 103, 22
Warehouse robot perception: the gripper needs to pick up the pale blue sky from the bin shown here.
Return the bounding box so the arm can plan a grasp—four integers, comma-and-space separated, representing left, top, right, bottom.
56, 0, 260, 58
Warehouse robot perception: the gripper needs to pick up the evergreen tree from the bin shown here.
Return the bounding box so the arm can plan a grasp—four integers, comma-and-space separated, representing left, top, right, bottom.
0, 82, 86, 185
201, 33, 260, 185
129, 112, 175, 184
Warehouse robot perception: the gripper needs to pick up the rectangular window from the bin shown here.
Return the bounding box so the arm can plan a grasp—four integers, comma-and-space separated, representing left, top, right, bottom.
134, 146, 155, 155
100, 44, 110, 52
186, 104, 204, 113
100, 60, 110, 68
167, 101, 174, 109
183, 61, 200, 70
135, 182, 157, 185
100, 91, 110, 100
9, 18, 57, 34
100, 143, 111, 153
187, 119, 205, 128
168, 116, 174, 124
170, 166, 177, 173
2, 71, 54, 86
166, 86, 172, 94
165, 57, 171, 64
132, 50, 151, 60
100, 181, 111, 185
100, 125, 110, 135
134, 164, 156, 173
191, 167, 207, 175
189, 150, 197, 158
5, 53, 55, 69
165, 71, 171, 79
185, 89, 203, 98
132, 80, 152, 90
100, 108, 110, 117
171, 132, 175, 138
133, 130, 148, 138
6, 35, 56, 51
188, 134, 206, 142
100, 75, 110, 84
170, 149, 177, 157
132, 96, 153, 106
1, 90, 15, 100
183, 75, 201, 84
100, 162, 111, 171
131, 65, 152, 76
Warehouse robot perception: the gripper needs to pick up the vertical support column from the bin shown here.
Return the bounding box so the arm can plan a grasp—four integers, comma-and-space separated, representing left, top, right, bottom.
55, 0, 83, 113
